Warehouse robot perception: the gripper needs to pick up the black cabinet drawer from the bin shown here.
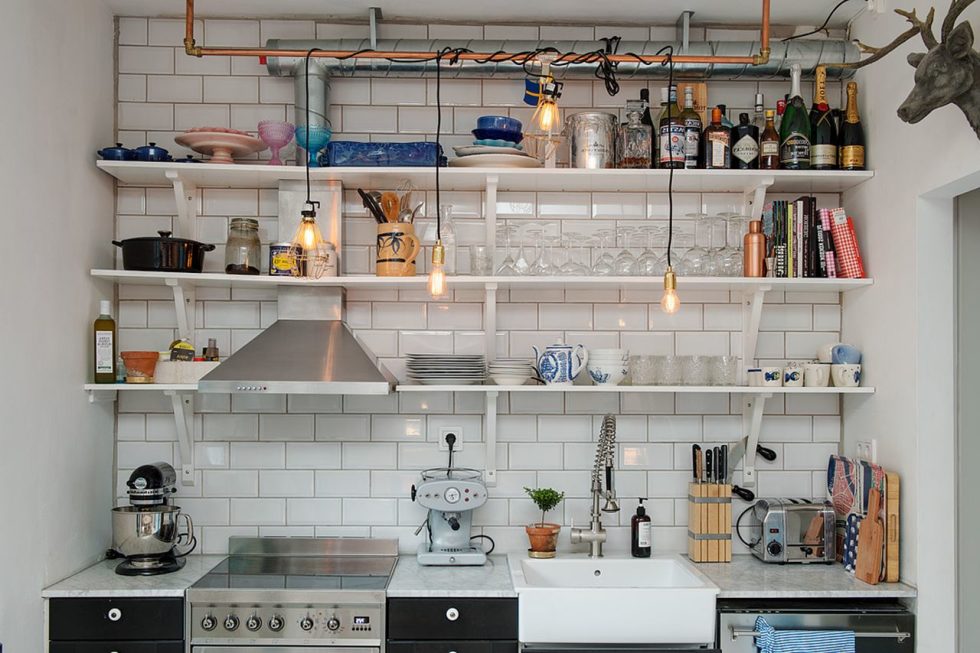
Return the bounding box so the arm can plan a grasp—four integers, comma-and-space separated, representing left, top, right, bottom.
388, 598, 517, 641
389, 641, 518, 653
49, 642, 183, 653
49, 598, 183, 641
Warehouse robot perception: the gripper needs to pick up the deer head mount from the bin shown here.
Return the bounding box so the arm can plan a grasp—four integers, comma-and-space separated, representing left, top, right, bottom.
824, 0, 978, 136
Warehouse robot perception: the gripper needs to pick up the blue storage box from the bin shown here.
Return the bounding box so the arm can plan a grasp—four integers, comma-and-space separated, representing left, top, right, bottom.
320, 141, 445, 167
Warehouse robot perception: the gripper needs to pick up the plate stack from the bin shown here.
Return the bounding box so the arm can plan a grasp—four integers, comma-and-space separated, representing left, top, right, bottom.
406, 354, 487, 385
449, 115, 542, 168
488, 358, 536, 386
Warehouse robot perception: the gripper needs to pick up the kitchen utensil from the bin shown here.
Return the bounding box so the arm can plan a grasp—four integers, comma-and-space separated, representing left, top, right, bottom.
407, 354, 488, 385
132, 142, 173, 162
380, 191, 400, 222
448, 152, 542, 168
120, 351, 160, 383
712, 447, 721, 483
566, 111, 618, 168
587, 358, 628, 386
224, 218, 261, 275
357, 188, 386, 224
885, 472, 900, 582
856, 488, 884, 584
476, 115, 523, 132
174, 131, 266, 164
747, 499, 835, 564
720, 444, 728, 484
97, 143, 134, 160
533, 344, 588, 386
410, 202, 423, 221
376, 223, 421, 277
692, 445, 701, 482
832, 363, 862, 387
113, 230, 216, 273
257, 120, 295, 165
294, 125, 332, 166
472, 127, 523, 143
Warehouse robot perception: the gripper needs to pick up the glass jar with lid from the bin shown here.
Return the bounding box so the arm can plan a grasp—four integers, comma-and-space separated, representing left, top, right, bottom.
617, 104, 653, 169
225, 218, 261, 275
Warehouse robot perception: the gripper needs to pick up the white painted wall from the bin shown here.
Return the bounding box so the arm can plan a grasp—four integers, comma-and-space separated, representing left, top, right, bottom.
0, 1, 115, 649
843, 3, 980, 649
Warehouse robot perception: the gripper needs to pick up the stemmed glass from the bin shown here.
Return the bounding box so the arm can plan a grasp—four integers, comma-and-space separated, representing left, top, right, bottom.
637, 226, 665, 276
495, 224, 517, 276
723, 214, 750, 277
560, 235, 591, 275
526, 226, 552, 276
592, 230, 615, 276
513, 224, 532, 275
673, 232, 697, 276
613, 226, 638, 276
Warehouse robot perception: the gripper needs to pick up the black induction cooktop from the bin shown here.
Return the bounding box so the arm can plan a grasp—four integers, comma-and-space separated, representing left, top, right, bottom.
191, 555, 396, 591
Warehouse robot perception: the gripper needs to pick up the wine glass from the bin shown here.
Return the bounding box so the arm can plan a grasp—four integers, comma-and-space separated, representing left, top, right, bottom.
612, 226, 638, 276
495, 224, 517, 276
592, 233, 615, 276
636, 226, 665, 276
560, 235, 591, 275
258, 121, 295, 166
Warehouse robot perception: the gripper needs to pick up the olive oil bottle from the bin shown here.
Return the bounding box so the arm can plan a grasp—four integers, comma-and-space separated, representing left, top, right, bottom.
94, 300, 116, 383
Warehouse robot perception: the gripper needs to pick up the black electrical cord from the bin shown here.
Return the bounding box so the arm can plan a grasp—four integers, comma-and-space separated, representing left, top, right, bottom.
654, 45, 676, 268
782, 0, 853, 41
303, 47, 325, 207
735, 504, 762, 548
470, 534, 496, 554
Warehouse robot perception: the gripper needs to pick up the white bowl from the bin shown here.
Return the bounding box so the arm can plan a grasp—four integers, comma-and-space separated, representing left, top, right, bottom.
586, 361, 628, 386
491, 374, 533, 386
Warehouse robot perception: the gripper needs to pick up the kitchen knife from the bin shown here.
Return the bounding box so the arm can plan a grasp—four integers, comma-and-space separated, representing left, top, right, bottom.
705, 449, 713, 484
692, 445, 702, 482
357, 188, 387, 224
720, 444, 728, 484
728, 437, 778, 465
712, 447, 721, 483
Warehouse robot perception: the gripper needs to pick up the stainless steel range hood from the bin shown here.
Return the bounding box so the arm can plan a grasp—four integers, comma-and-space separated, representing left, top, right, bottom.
197, 320, 393, 395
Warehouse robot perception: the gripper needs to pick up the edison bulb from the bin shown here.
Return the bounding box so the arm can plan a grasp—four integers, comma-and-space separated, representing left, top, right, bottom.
428, 242, 447, 298
660, 288, 681, 314
534, 99, 560, 132
299, 221, 319, 249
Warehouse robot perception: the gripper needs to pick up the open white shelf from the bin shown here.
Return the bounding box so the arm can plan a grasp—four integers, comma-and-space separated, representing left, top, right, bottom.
91, 269, 873, 293
84, 383, 197, 392
397, 384, 874, 394
97, 160, 874, 194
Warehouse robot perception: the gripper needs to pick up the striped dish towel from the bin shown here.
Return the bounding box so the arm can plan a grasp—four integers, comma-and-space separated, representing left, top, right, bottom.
754, 616, 855, 653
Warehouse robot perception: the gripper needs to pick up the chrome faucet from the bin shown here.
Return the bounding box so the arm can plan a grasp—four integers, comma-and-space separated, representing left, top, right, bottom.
570, 415, 620, 557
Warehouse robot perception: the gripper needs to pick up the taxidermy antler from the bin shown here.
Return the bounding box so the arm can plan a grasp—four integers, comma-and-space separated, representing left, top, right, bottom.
822, 0, 980, 138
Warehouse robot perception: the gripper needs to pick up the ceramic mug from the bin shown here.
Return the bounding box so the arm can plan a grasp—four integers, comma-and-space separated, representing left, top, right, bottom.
804, 362, 831, 387
747, 368, 763, 387
761, 366, 783, 387
783, 361, 804, 387
376, 223, 421, 277
587, 359, 628, 386
832, 363, 862, 387
832, 344, 862, 365
817, 342, 841, 364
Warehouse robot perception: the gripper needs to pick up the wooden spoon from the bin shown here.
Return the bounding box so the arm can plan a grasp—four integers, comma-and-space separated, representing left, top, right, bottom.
380, 192, 400, 223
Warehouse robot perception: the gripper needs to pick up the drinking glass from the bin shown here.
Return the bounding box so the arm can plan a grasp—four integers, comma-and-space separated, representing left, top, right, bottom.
470, 245, 492, 275
710, 355, 739, 386
631, 355, 654, 385
636, 226, 665, 276
513, 224, 532, 275
662, 355, 684, 385
560, 235, 591, 275
650, 355, 667, 385
682, 355, 709, 386
592, 230, 615, 276
495, 225, 517, 276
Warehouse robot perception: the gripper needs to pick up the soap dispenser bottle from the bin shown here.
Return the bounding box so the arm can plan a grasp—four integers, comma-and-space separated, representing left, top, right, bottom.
631, 498, 652, 558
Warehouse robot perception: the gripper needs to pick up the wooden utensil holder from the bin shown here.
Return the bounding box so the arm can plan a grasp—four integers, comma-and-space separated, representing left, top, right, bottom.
688, 482, 732, 563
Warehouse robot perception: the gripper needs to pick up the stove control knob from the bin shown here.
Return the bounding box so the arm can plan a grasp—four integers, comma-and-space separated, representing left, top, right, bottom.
327, 617, 341, 631
268, 615, 285, 632
767, 540, 783, 557
201, 614, 217, 631
224, 615, 240, 631
246, 615, 262, 632
300, 616, 315, 632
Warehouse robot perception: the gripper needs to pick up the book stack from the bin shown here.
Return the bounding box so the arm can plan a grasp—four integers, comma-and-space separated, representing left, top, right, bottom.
761, 199, 865, 278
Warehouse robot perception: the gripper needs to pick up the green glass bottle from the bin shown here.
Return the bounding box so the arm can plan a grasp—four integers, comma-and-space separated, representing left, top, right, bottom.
779, 63, 811, 170
809, 66, 838, 170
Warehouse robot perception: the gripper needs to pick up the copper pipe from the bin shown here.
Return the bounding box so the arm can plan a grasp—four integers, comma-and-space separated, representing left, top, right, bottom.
183, 0, 772, 67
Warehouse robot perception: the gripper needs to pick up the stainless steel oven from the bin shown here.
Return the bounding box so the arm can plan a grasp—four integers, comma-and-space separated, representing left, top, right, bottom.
192, 648, 380, 652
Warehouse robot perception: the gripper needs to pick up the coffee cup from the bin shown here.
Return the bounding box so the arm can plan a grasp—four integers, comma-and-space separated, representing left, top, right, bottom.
804, 362, 831, 387
783, 362, 804, 387
747, 368, 762, 387
832, 363, 862, 387
817, 343, 840, 364
376, 223, 421, 277
832, 344, 862, 365
761, 366, 782, 387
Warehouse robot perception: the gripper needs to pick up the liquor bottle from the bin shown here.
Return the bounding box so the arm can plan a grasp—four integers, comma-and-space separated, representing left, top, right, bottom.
731, 112, 760, 169
752, 93, 766, 138
93, 300, 116, 383
703, 106, 731, 169
839, 82, 866, 170
809, 66, 838, 169
639, 88, 655, 169
619, 107, 653, 168
680, 86, 702, 169
658, 85, 684, 169
775, 96, 787, 131
718, 103, 734, 129
759, 109, 780, 169
779, 63, 811, 169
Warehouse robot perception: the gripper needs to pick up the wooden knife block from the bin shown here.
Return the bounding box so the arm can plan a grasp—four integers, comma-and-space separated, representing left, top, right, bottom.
688, 482, 732, 563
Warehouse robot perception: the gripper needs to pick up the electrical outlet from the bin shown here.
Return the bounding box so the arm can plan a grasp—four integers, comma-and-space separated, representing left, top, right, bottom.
439, 427, 463, 451
856, 440, 872, 461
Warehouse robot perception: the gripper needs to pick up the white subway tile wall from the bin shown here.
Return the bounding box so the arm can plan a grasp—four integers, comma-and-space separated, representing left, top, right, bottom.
112, 17, 845, 555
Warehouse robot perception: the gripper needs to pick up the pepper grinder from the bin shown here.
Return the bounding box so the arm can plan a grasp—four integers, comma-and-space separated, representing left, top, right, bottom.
743, 219, 766, 277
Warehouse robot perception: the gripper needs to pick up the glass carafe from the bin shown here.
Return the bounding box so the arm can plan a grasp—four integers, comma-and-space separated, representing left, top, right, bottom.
225, 218, 261, 275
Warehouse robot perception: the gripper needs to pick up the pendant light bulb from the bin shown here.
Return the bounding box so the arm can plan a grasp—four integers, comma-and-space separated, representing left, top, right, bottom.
660, 266, 681, 315
428, 241, 447, 298
534, 98, 561, 132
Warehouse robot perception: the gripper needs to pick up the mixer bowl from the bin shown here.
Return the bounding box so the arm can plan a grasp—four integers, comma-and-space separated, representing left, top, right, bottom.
111, 505, 192, 557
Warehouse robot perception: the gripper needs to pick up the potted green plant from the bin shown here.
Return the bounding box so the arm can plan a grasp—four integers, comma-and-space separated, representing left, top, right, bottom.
524, 487, 565, 558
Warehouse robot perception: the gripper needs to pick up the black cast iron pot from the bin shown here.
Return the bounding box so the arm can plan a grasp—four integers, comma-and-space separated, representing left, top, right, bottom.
113, 231, 215, 273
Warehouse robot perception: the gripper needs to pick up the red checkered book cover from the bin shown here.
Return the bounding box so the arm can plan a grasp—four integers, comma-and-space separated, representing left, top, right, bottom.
830, 208, 865, 278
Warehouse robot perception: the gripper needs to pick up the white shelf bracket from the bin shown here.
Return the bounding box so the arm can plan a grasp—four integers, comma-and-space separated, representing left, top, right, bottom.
86, 388, 118, 403
485, 174, 499, 265
165, 390, 196, 486
739, 285, 770, 384
740, 392, 771, 488
165, 279, 196, 343
484, 282, 498, 364
165, 170, 198, 241
484, 390, 499, 486
742, 176, 774, 221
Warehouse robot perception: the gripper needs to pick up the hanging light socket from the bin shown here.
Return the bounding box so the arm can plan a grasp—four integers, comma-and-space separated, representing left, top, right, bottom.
660, 266, 681, 314
428, 240, 447, 297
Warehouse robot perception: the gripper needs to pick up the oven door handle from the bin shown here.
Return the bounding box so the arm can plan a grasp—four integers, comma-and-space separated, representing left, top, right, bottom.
730, 627, 911, 643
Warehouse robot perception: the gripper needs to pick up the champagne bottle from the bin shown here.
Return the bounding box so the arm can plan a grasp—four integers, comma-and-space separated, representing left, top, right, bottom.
703, 106, 731, 169
658, 85, 684, 169
731, 112, 760, 169
809, 66, 838, 169
94, 300, 116, 384
760, 110, 780, 170
640, 88, 655, 169
839, 82, 866, 170
680, 86, 702, 169
779, 63, 811, 169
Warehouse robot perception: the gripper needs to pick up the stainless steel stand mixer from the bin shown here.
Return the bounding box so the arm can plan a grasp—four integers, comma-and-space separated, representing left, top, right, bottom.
411, 434, 490, 565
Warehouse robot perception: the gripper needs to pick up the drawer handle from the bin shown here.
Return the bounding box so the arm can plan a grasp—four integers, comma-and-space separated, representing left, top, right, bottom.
107, 608, 122, 622
446, 607, 459, 622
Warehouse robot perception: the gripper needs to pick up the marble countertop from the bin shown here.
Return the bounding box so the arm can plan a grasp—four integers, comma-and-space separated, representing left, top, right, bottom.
693, 555, 917, 599
387, 555, 517, 598
42, 556, 226, 598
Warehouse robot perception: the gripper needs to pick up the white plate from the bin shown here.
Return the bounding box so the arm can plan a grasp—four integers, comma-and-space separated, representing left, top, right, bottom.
449, 153, 543, 168
454, 145, 532, 157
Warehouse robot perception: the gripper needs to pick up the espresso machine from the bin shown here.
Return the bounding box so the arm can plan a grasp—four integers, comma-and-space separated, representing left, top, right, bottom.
109, 462, 195, 576
411, 435, 488, 565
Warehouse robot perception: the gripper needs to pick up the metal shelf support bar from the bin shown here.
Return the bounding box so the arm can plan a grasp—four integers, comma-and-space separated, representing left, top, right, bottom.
165, 390, 196, 486
739, 285, 771, 384
484, 390, 499, 486
165, 170, 199, 241
166, 279, 196, 343
740, 392, 771, 488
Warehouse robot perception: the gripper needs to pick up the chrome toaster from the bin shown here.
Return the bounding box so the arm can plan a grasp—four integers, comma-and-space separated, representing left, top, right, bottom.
747, 498, 835, 564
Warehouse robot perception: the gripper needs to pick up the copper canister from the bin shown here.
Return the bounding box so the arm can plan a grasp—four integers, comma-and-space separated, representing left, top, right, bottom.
743, 220, 766, 277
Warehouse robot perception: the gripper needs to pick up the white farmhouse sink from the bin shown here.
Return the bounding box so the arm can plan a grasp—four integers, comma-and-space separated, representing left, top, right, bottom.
508, 553, 719, 645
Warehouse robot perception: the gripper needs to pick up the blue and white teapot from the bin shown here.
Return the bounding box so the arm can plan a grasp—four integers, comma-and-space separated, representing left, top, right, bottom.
532, 343, 588, 386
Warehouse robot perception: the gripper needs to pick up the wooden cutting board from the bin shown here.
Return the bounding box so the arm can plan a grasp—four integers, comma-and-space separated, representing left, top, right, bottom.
856, 488, 884, 584
885, 472, 900, 582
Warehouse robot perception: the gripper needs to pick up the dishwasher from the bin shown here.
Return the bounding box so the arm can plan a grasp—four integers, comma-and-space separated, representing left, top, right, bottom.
716, 599, 914, 652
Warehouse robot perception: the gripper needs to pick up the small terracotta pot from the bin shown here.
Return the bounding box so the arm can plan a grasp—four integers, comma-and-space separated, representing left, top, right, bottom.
121, 351, 160, 382
525, 523, 561, 554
